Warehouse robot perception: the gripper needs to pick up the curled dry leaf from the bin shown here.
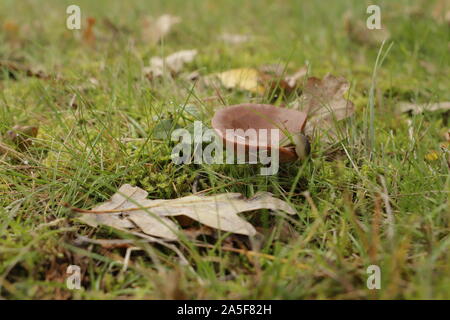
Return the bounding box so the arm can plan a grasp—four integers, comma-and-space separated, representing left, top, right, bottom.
291, 74, 355, 142
398, 101, 450, 115
143, 50, 198, 80
77, 184, 296, 241
142, 14, 181, 44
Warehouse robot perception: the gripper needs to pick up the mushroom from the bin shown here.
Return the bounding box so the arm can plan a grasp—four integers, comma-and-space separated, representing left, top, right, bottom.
211, 103, 310, 162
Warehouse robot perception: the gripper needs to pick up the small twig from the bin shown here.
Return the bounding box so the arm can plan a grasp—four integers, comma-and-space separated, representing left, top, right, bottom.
192, 175, 200, 193
379, 175, 395, 242
74, 235, 136, 248
35, 218, 66, 231
122, 247, 140, 272
212, 84, 227, 106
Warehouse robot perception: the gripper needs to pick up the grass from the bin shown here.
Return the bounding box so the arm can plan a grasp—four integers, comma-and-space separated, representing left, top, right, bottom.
0, 0, 449, 299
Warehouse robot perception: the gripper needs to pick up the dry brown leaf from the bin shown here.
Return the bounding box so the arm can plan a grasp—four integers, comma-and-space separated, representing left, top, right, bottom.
399, 101, 450, 114
2, 20, 24, 49
284, 66, 308, 88
79, 185, 179, 240
143, 50, 197, 80
292, 74, 355, 141
142, 14, 181, 44
77, 184, 296, 240
4, 125, 39, 150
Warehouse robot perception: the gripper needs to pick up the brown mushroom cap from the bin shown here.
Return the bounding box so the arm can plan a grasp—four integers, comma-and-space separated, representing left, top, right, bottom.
211, 103, 307, 162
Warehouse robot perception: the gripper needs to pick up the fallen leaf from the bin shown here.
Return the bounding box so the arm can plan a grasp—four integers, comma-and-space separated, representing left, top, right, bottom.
78, 184, 179, 240
77, 184, 296, 240
205, 68, 265, 94
204, 66, 306, 96
399, 101, 450, 114
4, 125, 39, 150
291, 74, 355, 141
182, 226, 215, 240
425, 150, 439, 161
284, 65, 308, 88
143, 49, 197, 80
142, 14, 181, 44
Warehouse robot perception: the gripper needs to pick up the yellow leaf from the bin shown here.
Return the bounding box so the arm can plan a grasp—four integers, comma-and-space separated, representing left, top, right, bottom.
214, 68, 265, 94
425, 150, 439, 161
